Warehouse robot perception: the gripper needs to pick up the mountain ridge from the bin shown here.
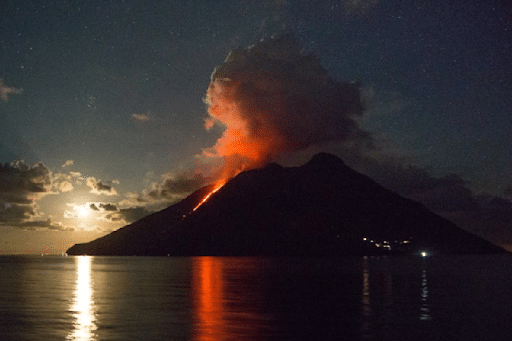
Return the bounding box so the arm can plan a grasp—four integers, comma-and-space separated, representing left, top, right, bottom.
67, 153, 506, 256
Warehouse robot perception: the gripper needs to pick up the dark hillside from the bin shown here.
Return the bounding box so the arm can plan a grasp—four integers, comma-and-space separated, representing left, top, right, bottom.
67, 153, 506, 256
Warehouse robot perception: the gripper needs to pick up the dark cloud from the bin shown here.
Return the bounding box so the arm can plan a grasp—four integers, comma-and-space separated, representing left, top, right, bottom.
362, 160, 476, 212
0, 160, 83, 231
86, 177, 118, 196
99, 203, 117, 211
0, 161, 51, 194
0, 161, 53, 229
204, 34, 369, 179
89, 202, 118, 212
103, 173, 204, 224
0, 202, 38, 223
8, 218, 72, 231
104, 207, 151, 224
144, 172, 209, 202
352, 156, 512, 249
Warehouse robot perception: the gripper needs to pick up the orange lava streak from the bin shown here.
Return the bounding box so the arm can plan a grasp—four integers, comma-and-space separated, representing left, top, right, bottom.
192, 181, 225, 212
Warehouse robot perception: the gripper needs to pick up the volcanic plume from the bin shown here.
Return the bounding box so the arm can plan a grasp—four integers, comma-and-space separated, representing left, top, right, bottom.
203, 34, 369, 182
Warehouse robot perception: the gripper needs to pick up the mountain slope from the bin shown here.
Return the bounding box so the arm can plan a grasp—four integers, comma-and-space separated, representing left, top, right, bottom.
67, 153, 506, 256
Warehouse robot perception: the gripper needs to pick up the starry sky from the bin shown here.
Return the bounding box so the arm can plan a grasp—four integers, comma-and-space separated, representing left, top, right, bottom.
1, 0, 511, 254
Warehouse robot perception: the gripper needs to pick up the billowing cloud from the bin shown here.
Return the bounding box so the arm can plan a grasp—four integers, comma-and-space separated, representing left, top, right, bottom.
0, 78, 22, 102
50, 172, 81, 193
144, 172, 209, 203
0, 202, 41, 224
74, 201, 150, 226
132, 112, 151, 122
86, 177, 118, 196
0, 160, 82, 231
58, 181, 74, 192
62, 160, 74, 168
204, 34, 368, 180
0, 161, 51, 194
99, 203, 117, 211
0, 160, 125, 231
64, 204, 89, 219
103, 207, 151, 224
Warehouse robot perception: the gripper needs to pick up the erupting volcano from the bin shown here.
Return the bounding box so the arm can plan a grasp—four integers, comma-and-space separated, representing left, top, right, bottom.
202, 34, 367, 184
65, 35, 507, 256
182, 34, 369, 221
66, 153, 505, 256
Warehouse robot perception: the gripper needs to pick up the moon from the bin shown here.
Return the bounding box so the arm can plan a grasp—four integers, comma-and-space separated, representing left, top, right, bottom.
77, 206, 90, 218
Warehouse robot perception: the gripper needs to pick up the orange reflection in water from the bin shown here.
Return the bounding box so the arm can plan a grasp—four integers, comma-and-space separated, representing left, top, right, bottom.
192, 257, 224, 341
67, 256, 97, 341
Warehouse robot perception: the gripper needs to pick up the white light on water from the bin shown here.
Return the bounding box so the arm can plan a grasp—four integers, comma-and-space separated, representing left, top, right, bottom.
67, 256, 97, 341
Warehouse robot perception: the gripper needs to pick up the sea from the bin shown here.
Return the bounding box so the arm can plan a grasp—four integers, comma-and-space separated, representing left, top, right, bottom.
1, 255, 512, 341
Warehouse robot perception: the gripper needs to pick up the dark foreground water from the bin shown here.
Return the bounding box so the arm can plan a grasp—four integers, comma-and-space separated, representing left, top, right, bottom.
1, 255, 512, 340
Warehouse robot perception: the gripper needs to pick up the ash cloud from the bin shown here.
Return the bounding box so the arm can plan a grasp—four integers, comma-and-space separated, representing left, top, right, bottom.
204, 34, 369, 179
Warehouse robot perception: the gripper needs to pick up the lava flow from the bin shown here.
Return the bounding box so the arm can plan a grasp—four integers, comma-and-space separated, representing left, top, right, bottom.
191, 181, 225, 213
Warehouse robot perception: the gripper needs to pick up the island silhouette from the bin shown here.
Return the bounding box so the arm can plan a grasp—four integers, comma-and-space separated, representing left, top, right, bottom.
67, 153, 506, 256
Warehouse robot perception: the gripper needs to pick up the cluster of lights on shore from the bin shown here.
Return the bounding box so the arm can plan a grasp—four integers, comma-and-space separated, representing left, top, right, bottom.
362, 237, 429, 257
362, 237, 411, 250
182, 184, 433, 259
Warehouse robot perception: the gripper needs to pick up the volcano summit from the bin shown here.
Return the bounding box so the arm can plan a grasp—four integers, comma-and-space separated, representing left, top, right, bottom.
67, 153, 505, 256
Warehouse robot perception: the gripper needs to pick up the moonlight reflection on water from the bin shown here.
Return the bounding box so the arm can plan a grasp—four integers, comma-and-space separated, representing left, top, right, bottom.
67, 256, 97, 341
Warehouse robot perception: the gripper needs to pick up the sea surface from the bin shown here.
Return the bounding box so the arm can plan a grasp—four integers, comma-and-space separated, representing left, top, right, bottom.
1, 255, 512, 340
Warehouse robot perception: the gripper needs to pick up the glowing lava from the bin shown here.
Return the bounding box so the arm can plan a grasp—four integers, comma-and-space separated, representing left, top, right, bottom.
192, 181, 225, 213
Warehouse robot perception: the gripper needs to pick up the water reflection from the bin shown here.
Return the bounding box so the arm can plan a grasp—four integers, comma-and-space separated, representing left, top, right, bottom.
361, 256, 372, 338
420, 267, 431, 321
192, 257, 224, 341
67, 256, 97, 341
359, 257, 433, 339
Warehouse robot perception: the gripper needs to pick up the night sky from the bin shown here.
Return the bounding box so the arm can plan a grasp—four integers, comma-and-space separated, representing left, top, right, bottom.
1, 0, 511, 253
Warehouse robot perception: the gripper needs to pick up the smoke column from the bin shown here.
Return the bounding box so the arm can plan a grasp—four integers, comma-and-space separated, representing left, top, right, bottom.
204, 34, 368, 181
